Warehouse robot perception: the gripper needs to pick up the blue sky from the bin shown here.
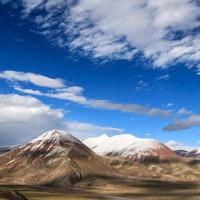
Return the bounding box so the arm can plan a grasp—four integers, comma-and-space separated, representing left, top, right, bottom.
0, 0, 200, 149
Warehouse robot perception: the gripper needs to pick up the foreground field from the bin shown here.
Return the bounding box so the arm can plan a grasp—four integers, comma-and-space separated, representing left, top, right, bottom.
0, 178, 200, 200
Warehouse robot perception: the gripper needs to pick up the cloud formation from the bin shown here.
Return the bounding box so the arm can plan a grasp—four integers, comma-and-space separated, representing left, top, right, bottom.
87, 99, 171, 117
0, 94, 64, 145
0, 70, 65, 88
157, 74, 170, 81
5, 70, 172, 118
177, 108, 193, 116
163, 114, 200, 131
15, 86, 172, 117
3, 70, 199, 131
0, 94, 123, 145
2, 0, 200, 69
136, 80, 148, 90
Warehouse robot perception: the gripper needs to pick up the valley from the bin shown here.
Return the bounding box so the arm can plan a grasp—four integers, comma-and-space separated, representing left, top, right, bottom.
0, 179, 200, 200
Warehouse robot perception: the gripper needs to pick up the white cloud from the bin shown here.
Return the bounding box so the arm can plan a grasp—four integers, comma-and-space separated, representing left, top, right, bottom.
165, 140, 198, 151
0, 70, 170, 118
136, 80, 148, 90
163, 114, 200, 131
87, 99, 171, 117
4, 0, 200, 69
177, 108, 192, 116
167, 103, 173, 108
157, 74, 170, 81
0, 70, 65, 88
67, 0, 200, 67
0, 94, 124, 145
0, 70, 174, 121
21, 0, 43, 15
14, 85, 172, 118
0, 94, 64, 145
0, 94, 63, 122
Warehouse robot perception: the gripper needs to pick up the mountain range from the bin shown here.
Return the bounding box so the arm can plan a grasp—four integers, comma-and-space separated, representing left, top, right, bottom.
175, 149, 200, 158
0, 130, 199, 187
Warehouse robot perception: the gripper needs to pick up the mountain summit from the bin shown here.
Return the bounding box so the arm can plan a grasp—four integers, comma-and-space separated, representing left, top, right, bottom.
29, 130, 82, 153
84, 134, 179, 162
0, 130, 114, 187
31, 130, 81, 144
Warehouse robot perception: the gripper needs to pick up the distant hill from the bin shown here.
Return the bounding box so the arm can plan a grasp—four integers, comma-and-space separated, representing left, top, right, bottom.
175, 149, 200, 158
0, 147, 12, 154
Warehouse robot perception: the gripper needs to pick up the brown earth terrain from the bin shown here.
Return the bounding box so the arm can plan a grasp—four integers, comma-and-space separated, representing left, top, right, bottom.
0, 131, 199, 199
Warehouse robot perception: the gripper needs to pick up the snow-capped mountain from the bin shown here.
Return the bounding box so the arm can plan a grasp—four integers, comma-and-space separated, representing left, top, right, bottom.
31, 130, 81, 143
84, 134, 179, 162
29, 130, 82, 153
0, 130, 114, 187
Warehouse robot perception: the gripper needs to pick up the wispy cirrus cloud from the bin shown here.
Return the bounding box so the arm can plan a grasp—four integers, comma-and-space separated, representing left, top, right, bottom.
0, 70, 65, 88
157, 74, 170, 81
136, 80, 148, 91
2, 0, 200, 71
15, 85, 172, 117
4, 69, 172, 118
163, 114, 200, 131
0, 70, 172, 118
177, 108, 193, 116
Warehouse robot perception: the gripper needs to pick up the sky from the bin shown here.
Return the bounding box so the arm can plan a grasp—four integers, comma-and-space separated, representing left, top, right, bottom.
0, 0, 200, 150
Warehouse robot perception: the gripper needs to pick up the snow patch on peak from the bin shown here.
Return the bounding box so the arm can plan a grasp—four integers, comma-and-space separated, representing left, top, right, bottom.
84, 133, 171, 159
84, 133, 139, 153
83, 134, 109, 149
31, 130, 81, 144
27, 130, 82, 153
110, 133, 138, 141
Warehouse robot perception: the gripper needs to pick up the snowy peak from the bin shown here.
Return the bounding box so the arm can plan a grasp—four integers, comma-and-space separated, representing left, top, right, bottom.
27, 130, 82, 153
31, 130, 81, 144
84, 134, 138, 149
84, 134, 109, 149
84, 133, 155, 153
84, 134, 178, 162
